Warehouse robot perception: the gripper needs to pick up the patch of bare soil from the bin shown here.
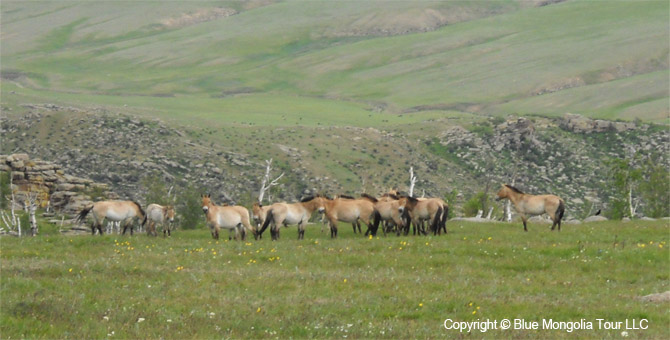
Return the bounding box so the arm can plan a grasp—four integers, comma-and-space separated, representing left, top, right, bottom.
324, 7, 509, 38
160, 8, 237, 29
639, 291, 670, 303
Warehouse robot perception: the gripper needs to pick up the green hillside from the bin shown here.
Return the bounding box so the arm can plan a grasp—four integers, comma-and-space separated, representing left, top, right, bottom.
2, 0, 668, 123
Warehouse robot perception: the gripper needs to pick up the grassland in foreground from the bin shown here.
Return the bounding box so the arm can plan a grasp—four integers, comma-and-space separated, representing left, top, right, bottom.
1, 220, 669, 339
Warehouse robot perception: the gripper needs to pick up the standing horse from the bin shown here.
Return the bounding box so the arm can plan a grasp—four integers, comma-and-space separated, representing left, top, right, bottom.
201, 194, 255, 240
146, 204, 176, 237
251, 202, 273, 233
417, 197, 449, 235
76, 200, 147, 235
360, 193, 406, 236
397, 196, 443, 236
321, 196, 380, 238
495, 184, 565, 232
257, 195, 326, 240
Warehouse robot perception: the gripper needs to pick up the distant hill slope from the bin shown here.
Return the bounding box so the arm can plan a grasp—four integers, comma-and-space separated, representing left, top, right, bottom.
1, 0, 668, 122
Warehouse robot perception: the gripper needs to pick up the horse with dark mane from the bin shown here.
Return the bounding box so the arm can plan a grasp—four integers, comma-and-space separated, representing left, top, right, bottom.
257, 195, 326, 240
495, 184, 565, 232
76, 200, 147, 235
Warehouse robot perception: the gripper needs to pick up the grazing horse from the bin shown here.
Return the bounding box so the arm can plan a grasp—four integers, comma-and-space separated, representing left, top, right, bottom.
397, 196, 443, 236
258, 195, 326, 240
146, 204, 176, 237
321, 196, 380, 238
495, 184, 565, 232
360, 193, 406, 236
201, 194, 255, 240
251, 202, 273, 232
76, 200, 147, 235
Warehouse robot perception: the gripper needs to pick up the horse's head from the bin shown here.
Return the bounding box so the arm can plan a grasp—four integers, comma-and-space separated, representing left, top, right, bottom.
302, 195, 326, 213
201, 194, 212, 213
397, 196, 417, 213
495, 185, 509, 201
166, 205, 176, 223
252, 202, 263, 224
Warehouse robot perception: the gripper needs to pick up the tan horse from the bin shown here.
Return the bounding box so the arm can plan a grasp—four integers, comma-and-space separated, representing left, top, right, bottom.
397, 196, 444, 236
76, 200, 147, 235
321, 196, 380, 238
258, 195, 326, 240
251, 202, 272, 231
360, 193, 406, 236
146, 204, 176, 237
416, 197, 449, 235
495, 184, 565, 232
201, 194, 255, 240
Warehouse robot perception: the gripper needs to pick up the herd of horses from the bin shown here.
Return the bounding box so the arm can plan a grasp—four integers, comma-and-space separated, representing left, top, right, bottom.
75, 184, 565, 240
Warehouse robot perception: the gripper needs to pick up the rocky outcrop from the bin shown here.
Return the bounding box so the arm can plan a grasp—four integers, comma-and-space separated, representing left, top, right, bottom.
561, 113, 637, 134
1, 154, 116, 216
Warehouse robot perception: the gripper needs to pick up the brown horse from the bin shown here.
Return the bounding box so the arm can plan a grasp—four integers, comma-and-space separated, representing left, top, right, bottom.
321, 196, 380, 238
360, 193, 406, 236
201, 194, 255, 240
257, 195, 326, 240
495, 184, 565, 232
397, 196, 443, 236
146, 204, 176, 237
76, 200, 147, 235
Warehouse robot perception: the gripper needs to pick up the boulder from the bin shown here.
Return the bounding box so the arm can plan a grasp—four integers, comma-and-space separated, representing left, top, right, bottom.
584, 216, 608, 222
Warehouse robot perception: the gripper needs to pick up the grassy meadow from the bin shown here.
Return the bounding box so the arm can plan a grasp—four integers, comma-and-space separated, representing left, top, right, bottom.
1, 219, 668, 339
2, 0, 668, 123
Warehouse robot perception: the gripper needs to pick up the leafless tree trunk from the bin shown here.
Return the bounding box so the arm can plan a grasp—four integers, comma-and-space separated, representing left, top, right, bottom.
408, 167, 417, 197
1, 175, 21, 236
258, 159, 284, 204
486, 207, 493, 220
24, 192, 39, 236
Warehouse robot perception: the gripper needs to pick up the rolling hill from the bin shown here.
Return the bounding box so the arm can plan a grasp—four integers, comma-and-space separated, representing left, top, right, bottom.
1, 0, 669, 217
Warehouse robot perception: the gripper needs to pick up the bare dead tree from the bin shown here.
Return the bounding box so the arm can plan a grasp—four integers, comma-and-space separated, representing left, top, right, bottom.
408, 167, 417, 197
24, 191, 39, 236
258, 159, 284, 204
1, 174, 21, 236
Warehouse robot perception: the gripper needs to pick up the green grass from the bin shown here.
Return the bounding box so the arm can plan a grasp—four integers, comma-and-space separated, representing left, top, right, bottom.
2, 220, 668, 338
2, 0, 668, 122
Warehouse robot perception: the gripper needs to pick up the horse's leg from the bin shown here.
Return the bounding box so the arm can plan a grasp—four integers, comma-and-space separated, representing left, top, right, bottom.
329, 220, 338, 238
298, 222, 305, 240
521, 216, 528, 232
352, 223, 357, 234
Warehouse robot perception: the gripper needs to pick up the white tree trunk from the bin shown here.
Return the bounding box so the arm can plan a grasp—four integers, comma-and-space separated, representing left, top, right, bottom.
486, 207, 493, 220
29, 203, 37, 236
628, 185, 634, 218
408, 167, 417, 197
505, 201, 512, 222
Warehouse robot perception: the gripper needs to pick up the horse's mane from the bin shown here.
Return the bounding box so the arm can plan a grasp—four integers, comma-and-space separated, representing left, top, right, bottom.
504, 184, 524, 194
131, 200, 145, 216
360, 193, 378, 203
380, 193, 399, 200
401, 195, 418, 203
337, 194, 355, 200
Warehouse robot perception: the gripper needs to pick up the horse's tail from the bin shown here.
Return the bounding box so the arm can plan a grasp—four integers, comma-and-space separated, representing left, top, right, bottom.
132, 201, 147, 226
431, 206, 443, 233
441, 204, 449, 232
259, 208, 273, 237
75, 205, 93, 224
372, 209, 381, 235
557, 199, 565, 223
